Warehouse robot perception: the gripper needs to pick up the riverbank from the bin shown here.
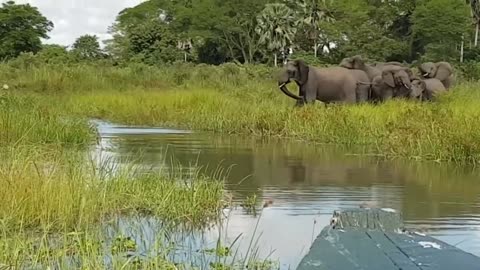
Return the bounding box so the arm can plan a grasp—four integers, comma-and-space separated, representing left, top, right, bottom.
64, 85, 480, 164
2, 62, 480, 268
3, 63, 480, 164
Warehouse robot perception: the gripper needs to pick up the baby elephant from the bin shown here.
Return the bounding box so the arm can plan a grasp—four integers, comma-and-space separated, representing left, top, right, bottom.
409, 78, 446, 101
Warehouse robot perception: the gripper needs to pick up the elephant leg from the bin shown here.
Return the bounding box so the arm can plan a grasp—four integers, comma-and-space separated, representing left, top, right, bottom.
382, 89, 393, 101
344, 86, 357, 104
442, 76, 453, 90
356, 86, 369, 103
295, 99, 305, 107
303, 87, 317, 104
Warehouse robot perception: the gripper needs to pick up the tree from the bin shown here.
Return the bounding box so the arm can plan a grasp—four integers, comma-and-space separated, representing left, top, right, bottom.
289, 0, 335, 58
412, 0, 470, 61
72, 35, 103, 60
174, 0, 268, 63
104, 0, 174, 63
314, 0, 408, 63
36, 44, 75, 64
468, 0, 480, 47
256, 3, 298, 66
0, 1, 53, 60
128, 21, 183, 64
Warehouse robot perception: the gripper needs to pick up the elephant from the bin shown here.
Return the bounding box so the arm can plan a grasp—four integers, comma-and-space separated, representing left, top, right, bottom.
419, 61, 454, 89
371, 66, 413, 101
339, 55, 381, 81
277, 59, 367, 105
348, 69, 371, 103
409, 78, 446, 101
340, 55, 414, 102
374, 61, 407, 69
339, 55, 412, 82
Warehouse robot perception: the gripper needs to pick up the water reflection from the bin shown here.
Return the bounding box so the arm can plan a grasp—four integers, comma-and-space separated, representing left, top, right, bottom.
91, 120, 480, 269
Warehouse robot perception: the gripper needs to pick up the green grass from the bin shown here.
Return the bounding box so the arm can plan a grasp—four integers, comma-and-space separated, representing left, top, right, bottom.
0, 145, 236, 269
0, 72, 281, 269
0, 93, 94, 147
0, 145, 226, 232
1, 61, 480, 268
59, 84, 480, 164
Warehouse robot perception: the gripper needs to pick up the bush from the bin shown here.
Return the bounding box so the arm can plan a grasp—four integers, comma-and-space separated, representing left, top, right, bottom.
456, 61, 480, 81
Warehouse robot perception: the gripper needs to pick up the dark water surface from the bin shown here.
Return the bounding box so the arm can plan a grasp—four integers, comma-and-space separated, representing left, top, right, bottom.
92, 120, 480, 269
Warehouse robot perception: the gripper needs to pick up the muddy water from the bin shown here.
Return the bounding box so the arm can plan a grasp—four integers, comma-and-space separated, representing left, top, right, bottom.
92, 120, 480, 269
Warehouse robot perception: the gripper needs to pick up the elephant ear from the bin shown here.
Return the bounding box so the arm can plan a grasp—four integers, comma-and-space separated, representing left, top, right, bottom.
296, 60, 309, 85
435, 63, 452, 81
382, 70, 395, 87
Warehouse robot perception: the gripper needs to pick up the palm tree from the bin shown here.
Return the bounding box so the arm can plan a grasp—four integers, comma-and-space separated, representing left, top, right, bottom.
295, 0, 335, 58
256, 3, 297, 67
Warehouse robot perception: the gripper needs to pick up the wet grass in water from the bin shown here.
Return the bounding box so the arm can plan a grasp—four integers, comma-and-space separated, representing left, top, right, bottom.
0, 87, 280, 269
0, 148, 277, 269
0, 146, 225, 232
0, 146, 239, 269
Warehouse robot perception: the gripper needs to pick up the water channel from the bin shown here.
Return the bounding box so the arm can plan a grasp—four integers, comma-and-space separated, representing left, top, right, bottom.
91, 120, 480, 269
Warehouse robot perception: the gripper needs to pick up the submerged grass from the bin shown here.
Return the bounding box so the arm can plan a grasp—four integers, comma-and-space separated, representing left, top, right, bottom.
0, 145, 225, 233
0, 145, 232, 269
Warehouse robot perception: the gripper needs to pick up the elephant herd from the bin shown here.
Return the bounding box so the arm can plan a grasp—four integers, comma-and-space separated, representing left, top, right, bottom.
277, 55, 454, 106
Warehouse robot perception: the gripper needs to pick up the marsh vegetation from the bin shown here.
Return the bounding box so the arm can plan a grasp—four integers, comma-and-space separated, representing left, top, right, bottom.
3, 0, 480, 268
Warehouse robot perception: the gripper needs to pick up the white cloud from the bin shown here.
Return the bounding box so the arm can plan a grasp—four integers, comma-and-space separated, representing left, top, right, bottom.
1, 0, 145, 47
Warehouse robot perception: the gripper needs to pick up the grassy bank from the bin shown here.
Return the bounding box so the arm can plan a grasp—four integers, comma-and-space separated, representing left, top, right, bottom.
64, 85, 480, 164
3, 62, 480, 163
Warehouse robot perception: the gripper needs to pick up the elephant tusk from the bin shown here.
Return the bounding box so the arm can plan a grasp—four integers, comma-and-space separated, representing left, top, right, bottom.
423, 73, 429, 77
279, 82, 287, 88
400, 81, 411, 90
357, 81, 372, 85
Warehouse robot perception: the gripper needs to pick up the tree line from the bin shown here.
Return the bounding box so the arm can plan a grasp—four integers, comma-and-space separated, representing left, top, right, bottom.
2, 0, 480, 67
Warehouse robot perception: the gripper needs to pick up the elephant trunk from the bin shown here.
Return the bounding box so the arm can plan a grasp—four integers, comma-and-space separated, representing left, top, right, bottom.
278, 82, 302, 100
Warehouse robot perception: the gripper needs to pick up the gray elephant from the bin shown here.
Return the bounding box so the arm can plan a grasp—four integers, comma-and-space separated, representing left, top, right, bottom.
371, 66, 413, 101
339, 55, 381, 81
339, 55, 414, 102
340, 55, 412, 81
277, 60, 368, 105
419, 61, 454, 89
349, 69, 371, 103
374, 61, 406, 69
409, 78, 446, 101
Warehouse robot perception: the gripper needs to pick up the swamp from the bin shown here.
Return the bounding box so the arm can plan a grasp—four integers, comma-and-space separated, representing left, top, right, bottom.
2, 0, 480, 269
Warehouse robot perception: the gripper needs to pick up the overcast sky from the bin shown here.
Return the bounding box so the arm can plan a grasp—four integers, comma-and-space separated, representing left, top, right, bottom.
2, 0, 144, 47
